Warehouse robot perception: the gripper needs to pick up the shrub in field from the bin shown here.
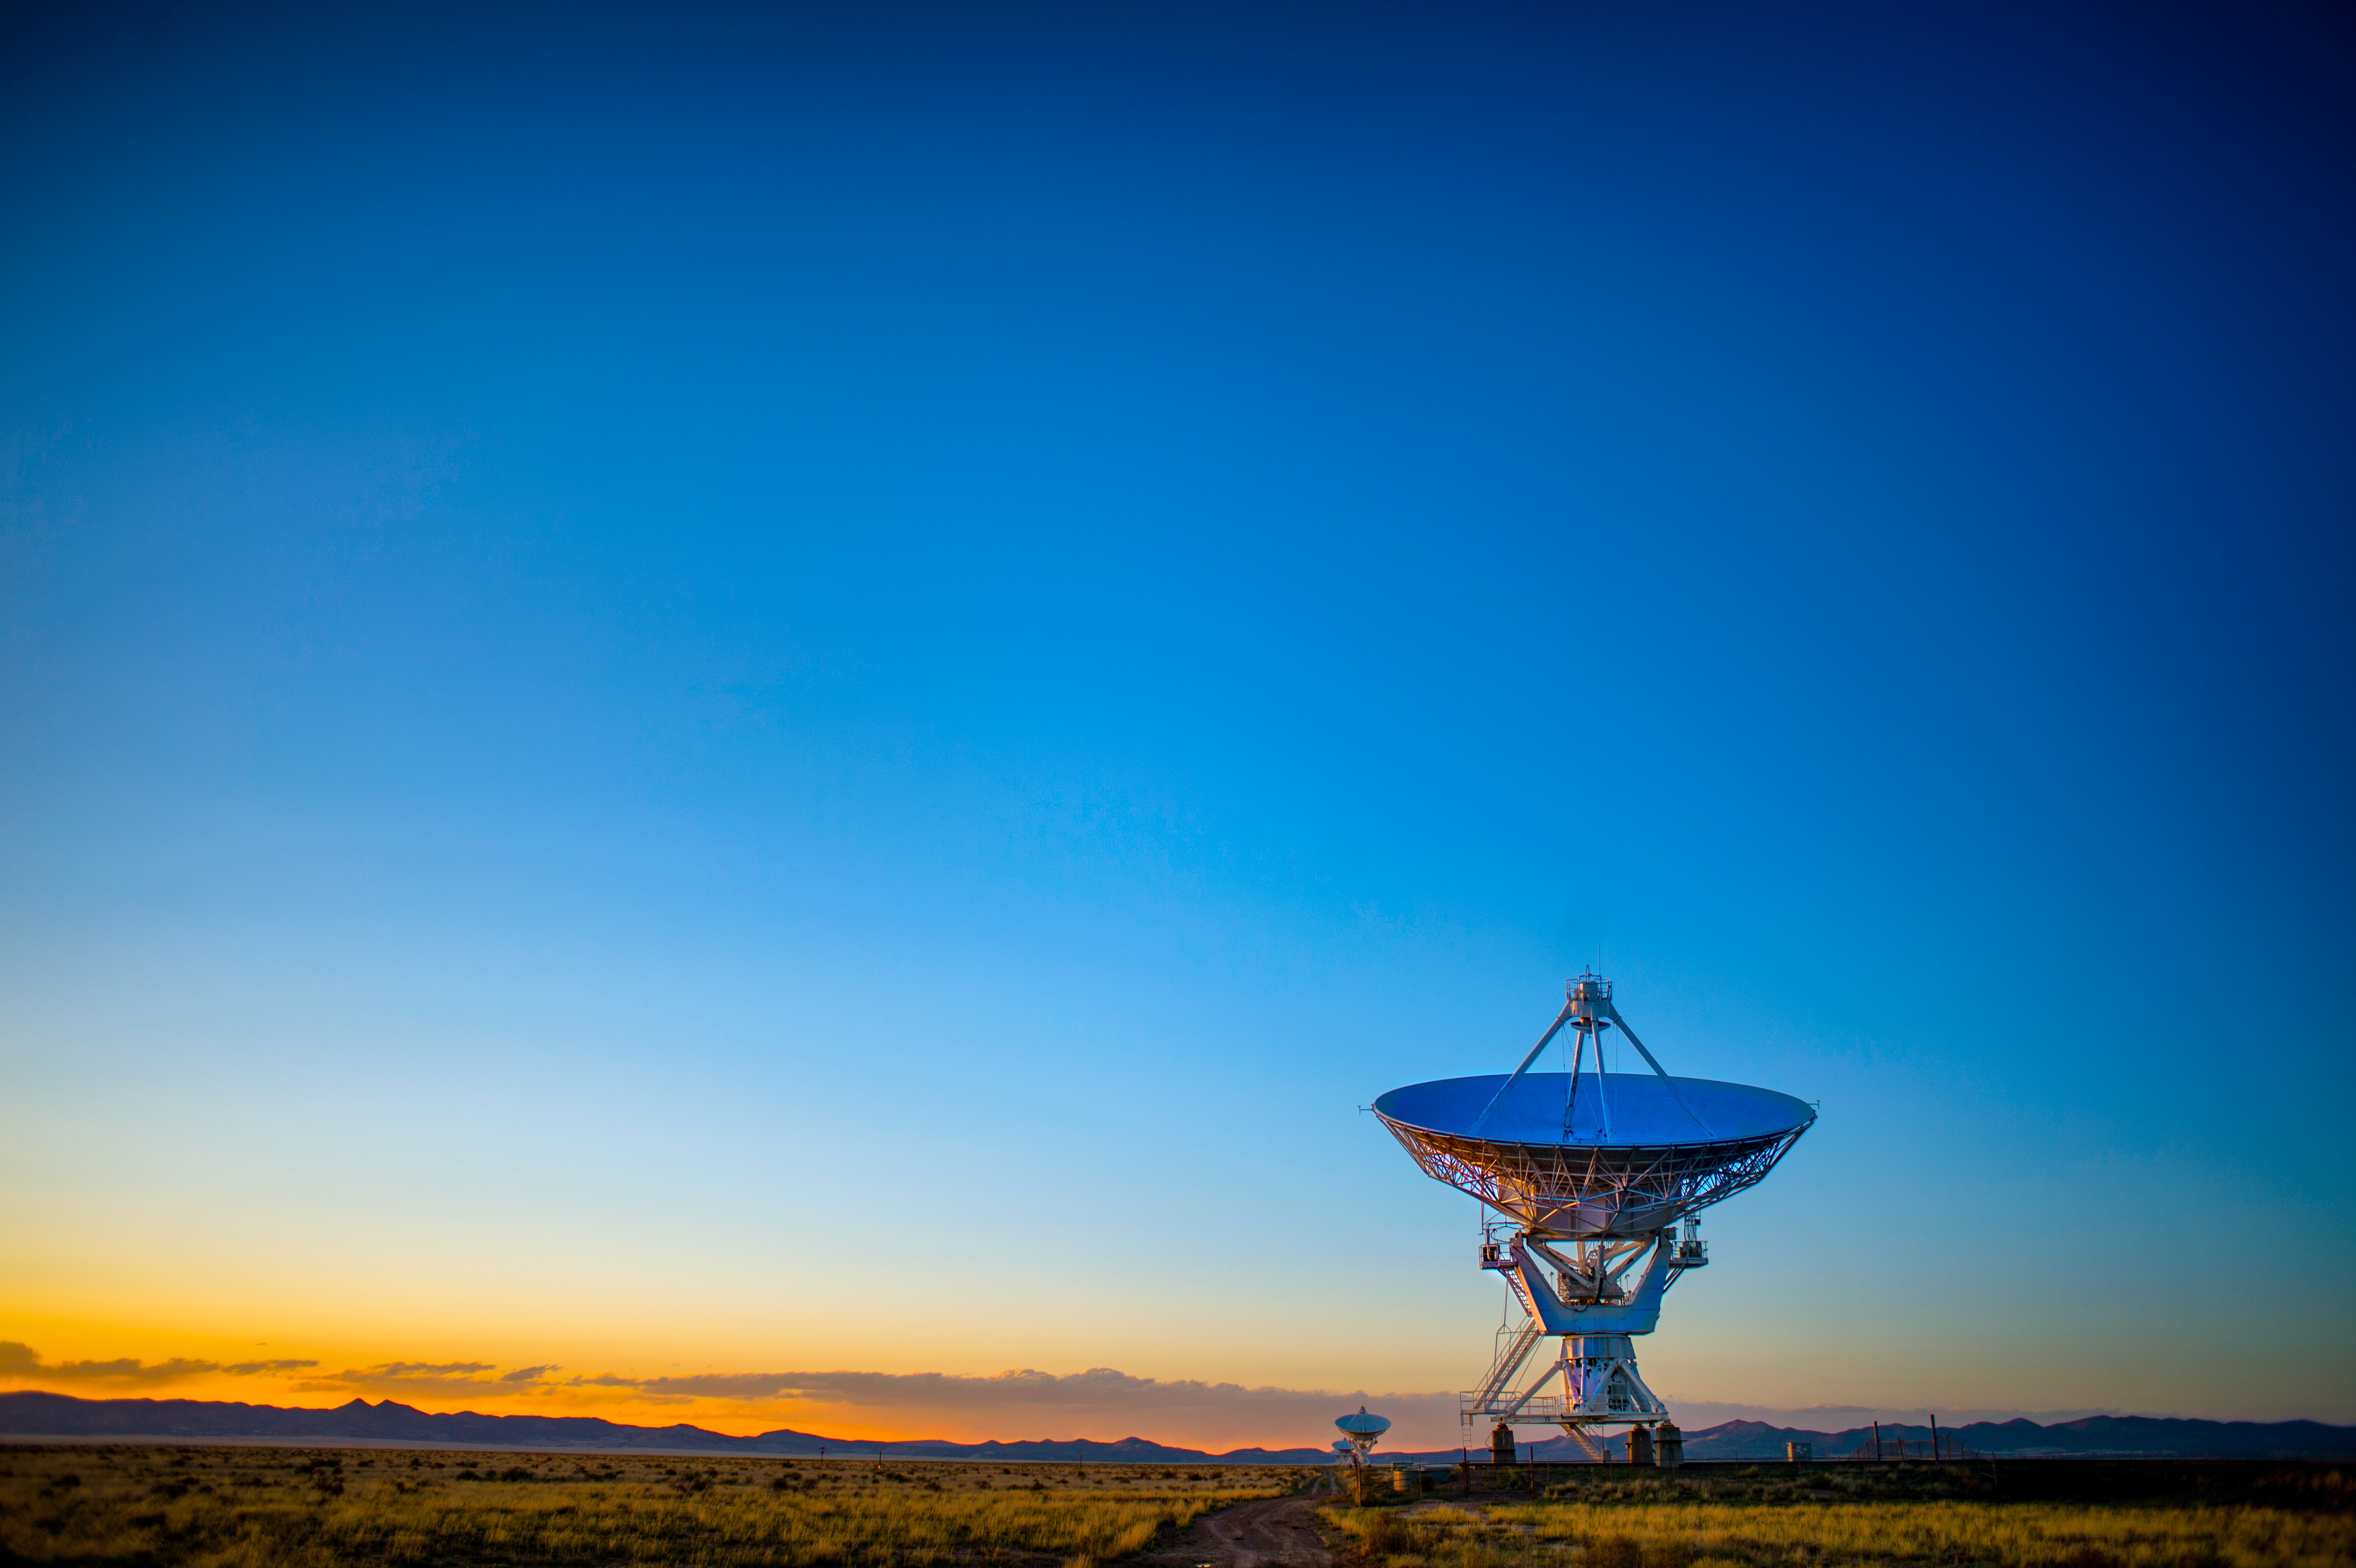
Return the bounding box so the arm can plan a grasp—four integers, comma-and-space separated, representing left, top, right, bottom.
1582, 1536, 1641, 1568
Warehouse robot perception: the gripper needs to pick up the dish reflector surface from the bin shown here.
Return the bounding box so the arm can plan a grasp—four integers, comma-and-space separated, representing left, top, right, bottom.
1373, 1072, 1813, 1238
1375, 1072, 1811, 1146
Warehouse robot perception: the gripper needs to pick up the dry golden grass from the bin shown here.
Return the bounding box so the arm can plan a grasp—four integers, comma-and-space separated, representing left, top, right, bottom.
1322, 1487, 2356, 1568
0, 1444, 1298, 1568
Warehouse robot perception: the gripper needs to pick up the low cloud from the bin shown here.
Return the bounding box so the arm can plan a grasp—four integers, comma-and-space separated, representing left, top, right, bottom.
0, 1341, 292, 1385
0, 1342, 570, 1405
295, 1361, 512, 1400
563, 1363, 1460, 1443
6, 1340, 1421, 1423
575, 1365, 1424, 1413
4, 1341, 1457, 1448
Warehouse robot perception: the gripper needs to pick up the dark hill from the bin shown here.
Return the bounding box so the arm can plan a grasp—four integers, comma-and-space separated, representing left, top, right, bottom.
1493, 1415, 2356, 1462
0, 1391, 1332, 1462
5, 1391, 2348, 1462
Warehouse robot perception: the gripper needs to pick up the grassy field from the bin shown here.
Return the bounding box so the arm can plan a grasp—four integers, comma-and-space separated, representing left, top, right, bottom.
1320, 1464, 2355, 1568
9, 1447, 2349, 1568
0, 1444, 1300, 1568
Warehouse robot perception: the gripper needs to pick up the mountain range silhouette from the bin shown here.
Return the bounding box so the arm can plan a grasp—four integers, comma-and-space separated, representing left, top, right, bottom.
3, 1391, 2351, 1461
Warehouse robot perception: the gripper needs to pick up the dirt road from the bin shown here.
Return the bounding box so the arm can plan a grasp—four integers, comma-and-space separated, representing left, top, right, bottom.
1141, 1495, 1331, 1568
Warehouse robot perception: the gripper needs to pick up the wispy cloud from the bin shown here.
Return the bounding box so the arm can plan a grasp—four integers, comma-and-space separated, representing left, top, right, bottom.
0, 1341, 313, 1385
4, 1341, 1456, 1447
564, 1364, 1456, 1435
294, 1361, 510, 1400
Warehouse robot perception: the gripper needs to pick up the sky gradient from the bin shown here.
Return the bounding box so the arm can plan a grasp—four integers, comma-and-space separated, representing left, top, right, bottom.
3, 2, 2352, 1451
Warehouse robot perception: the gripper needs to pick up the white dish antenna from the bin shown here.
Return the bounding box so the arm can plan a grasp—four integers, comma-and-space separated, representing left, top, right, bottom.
1372, 973, 1814, 1462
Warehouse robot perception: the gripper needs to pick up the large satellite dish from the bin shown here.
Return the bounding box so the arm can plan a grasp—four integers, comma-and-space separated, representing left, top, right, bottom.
1371, 973, 1815, 1463
1373, 1072, 1812, 1239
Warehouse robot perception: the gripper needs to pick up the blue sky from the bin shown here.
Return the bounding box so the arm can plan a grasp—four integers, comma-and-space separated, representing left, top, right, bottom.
2, 2, 2351, 1446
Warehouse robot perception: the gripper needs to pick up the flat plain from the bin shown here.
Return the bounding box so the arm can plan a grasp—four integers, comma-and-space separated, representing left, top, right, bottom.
4, 1448, 2351, 1568
1322, 1463, 2355, 1568
0, 1445, 1298, 1568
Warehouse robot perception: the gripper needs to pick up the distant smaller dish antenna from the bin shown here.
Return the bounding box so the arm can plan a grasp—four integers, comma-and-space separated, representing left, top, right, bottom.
1334, 1406, 1391, 1463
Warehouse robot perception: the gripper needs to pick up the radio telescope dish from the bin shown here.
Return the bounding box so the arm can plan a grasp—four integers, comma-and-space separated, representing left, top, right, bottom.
1373, 1072, 1812, 1239
1369, 972, 1816, 1463
1334, 1407, 1390, 1472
